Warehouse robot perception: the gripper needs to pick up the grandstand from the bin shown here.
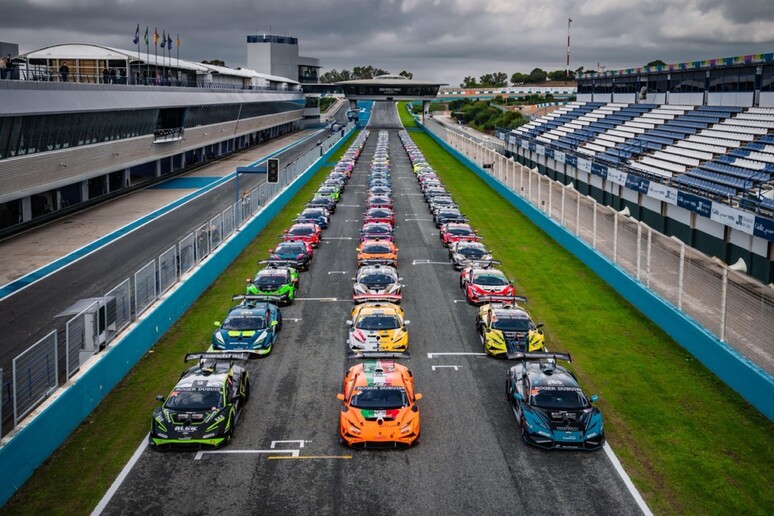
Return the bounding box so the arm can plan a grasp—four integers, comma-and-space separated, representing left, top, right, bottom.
497, 53, 774, 283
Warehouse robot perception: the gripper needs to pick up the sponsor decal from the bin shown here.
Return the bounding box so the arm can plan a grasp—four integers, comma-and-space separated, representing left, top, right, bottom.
528, 142, 537, 152
626, 174, 650, 194
536, 386, 583, 392
753, 216, 774, 241
677, 191, 712, 217
545, 148, 555, 159
565, 154, 578, 168
536, 145, 545, 156
554, 150, 566, 163
647, 182, 678, 205
710, 203, 755, 235
591, 162, 608, 179
174, 426, 198, 433
577, 158, 591, 173
607, 168, 629, 185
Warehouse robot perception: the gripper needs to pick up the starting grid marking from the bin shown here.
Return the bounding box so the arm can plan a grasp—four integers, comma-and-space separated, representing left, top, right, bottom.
195, 439, 351, 461
432, 365, 463, 371
427, 352, 487, 358
294, 297, 351, 302
412, 259, 452, 265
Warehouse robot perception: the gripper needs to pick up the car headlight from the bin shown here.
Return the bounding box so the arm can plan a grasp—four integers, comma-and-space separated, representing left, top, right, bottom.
400, 424, 412, 434
348, 425, 361, 435
354, 283, 367, 294
206, 414, 226, 431
215, 332, 225, 345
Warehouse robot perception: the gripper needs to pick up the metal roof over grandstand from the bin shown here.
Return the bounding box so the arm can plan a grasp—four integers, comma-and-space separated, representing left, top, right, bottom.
337, 75, 446, 100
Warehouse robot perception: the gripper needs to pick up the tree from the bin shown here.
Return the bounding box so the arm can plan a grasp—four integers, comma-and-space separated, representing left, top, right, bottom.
646, 59, 667, 68
201, 59, 225, 67
510, 72, 529, 84
527, 68, 547, 83
548, 69, 573, 81
319, 65, 406, 83
461, 76, 477, 88
399, 70, 413, 79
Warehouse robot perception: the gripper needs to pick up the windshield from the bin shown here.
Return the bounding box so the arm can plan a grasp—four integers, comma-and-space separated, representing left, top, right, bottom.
365, 225, 390, 234
449, 227, 473, 235
255, 274, 287, 287
289, 226, 313, 235
362, 244, 391, 254
532, 387, 587, 410
165, 389, 222, 411
222, 315, 266, 330
360, 274, 394, 284
459, 247, 485, 258
277, 243, 305, 254
350, 387, 407, 409
368, 210, 390, 217
356, 315, 400, 330
474, 273, 508, 286
492, 317, 531, 331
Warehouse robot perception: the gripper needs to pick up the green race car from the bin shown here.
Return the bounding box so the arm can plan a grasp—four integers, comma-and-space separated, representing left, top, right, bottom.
246, 264, 299, 305
315, 186, 341, 202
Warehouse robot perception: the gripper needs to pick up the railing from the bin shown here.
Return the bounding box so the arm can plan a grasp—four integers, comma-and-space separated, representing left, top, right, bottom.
0, 123, 353, 439
428, 122, 774, 378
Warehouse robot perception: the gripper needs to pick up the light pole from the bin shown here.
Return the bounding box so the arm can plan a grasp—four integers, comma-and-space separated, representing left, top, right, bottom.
566, 18, 572, 77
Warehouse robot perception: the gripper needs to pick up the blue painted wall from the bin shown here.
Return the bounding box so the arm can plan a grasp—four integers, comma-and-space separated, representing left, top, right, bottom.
419, 123, 774, 422
0, 127, 356, 507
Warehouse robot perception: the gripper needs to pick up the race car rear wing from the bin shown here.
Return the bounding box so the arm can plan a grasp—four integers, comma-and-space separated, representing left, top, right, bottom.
506, 351, 571, 362
184, 351, 259, 362
347, 351, 411, 360
479, 294, 527, 304
358, 259, 397, 266
232, 294, 283, 304
353, 293, 402, 303
258, 259, 297, 267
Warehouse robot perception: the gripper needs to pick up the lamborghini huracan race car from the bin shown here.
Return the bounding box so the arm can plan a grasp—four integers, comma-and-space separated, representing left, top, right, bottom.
307, 196, 336, 214
440, 223, 480, 246
506, 352, 604, 450
364, 207, 395, 226
211, 295, 282, 354
267, 241, 313, 270
353, 265, 402, 303
149, 351, 254, 449
246, 264, 299, 305
297, 207, 330, 229
366, 195, 393, 210
359, 222, 394, 242
460, 266, 516, 305
346, 302, 410, 353
449, 241, 495, 270
336, 359, 422, 448
357, 239, 399, 267
476, 298, 545, 356
281, 223, 321, 247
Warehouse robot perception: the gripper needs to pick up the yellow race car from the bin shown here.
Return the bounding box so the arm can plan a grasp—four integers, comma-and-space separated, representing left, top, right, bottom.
346, 303, 409, 354
475, 297, 545, 358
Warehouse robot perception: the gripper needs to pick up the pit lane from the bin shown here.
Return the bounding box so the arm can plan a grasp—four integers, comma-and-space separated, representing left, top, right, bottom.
95, 102, 643, 515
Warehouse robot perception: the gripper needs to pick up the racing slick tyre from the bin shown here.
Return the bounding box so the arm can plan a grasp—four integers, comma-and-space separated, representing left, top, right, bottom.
244, 378, 251, 402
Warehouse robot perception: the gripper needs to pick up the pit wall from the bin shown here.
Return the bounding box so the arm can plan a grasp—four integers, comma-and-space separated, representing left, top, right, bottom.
0, 125, 357, 507
417, 122, 774, 422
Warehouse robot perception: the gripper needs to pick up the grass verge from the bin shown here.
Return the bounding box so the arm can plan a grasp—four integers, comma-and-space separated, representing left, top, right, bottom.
398, 103, 773, 515
2, 131, 360, 515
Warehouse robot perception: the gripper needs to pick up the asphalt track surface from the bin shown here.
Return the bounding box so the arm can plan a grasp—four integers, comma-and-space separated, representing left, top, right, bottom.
98, 103, 641, 515
0, 107, 348, 376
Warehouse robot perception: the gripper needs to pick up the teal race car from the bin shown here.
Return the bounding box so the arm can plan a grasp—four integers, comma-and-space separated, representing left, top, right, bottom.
246, 264, 299, 305
211, 296, 282, 355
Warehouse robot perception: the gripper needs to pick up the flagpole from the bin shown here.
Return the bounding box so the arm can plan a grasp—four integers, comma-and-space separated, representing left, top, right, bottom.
154, 28, 158, 84
136, 25, 140, 85
176, 34, 180, 84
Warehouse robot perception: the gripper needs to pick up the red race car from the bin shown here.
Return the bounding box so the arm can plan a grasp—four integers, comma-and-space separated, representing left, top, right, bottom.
364, 207, 396, 226
440, 223, 480, 247
281, 223, 322, 247
360, 222, 395, 242
460, 266, 516, 305
366, 195, 393, 210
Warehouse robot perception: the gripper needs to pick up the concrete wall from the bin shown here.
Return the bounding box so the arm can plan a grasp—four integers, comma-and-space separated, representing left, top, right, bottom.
0, 126, 355, 507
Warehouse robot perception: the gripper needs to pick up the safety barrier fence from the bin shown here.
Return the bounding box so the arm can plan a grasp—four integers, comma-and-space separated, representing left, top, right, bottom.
429, 123, 774, 377
0, 123, 352, 438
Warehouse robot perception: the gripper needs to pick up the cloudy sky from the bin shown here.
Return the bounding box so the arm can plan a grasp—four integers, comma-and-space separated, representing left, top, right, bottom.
2, 0, 773, 85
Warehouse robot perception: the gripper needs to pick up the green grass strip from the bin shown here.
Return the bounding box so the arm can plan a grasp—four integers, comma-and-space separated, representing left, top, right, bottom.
398, 103, 773, 515
2, 131, 361, 515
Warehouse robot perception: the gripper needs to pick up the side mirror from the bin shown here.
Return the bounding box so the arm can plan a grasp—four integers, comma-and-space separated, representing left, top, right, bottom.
214, 321, 221, 327
536, 322, 544, 329
345, 320, 353, 326
336, 393, 345, 401
414, 393, 423, 401
156, 395, 165, 402
283, 229, 288, 233
270, 320, 278, 327
268, 249, 274, 253
590, 395, 599, 403
404, 320, 410, 325
246, 278, 252, 283
395, 248, 399, 252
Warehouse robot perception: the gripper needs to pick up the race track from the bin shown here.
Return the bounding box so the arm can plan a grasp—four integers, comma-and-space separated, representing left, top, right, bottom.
97, 102, 643, 515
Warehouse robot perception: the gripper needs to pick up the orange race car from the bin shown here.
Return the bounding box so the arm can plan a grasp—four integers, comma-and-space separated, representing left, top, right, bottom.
356, 239, 398, 267
336, 359, 422, 448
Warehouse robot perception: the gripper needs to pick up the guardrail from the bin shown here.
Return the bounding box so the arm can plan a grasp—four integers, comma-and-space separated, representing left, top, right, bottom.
0, 123, 353, 439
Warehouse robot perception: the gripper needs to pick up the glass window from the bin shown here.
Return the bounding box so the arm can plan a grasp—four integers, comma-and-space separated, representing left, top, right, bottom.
738, 67, 756, 92
762, 64, 774, 92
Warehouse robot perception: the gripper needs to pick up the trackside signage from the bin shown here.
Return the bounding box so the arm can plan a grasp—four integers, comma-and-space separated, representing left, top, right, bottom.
710, 203, 755, 233
677, 191, 712, 217
606, 168, 627, 186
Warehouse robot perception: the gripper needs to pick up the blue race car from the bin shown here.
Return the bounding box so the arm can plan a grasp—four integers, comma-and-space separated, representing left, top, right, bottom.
297, 207, 330, 229
211, 295, 282, 355
506, 352, 604, 450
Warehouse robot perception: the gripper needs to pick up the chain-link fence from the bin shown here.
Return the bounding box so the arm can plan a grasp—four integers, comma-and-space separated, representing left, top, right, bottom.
438, 127, 774, 377
13, 331, 57, 425
1, 123, 356, 438
158, 246, 177, 294
134, 260, 157, 316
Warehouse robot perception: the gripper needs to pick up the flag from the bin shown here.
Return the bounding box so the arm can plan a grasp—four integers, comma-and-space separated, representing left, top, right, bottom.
160, 30, 166, 48
153, 28, 159, 47
133, 24, 139, 45
176, 34, 181, 48
167, 34, 173, 49
144, 26, 149, 46
569, 18, 573, 23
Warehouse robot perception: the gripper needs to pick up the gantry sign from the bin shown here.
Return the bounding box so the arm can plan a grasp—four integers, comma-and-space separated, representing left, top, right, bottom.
337, 75, 447, 124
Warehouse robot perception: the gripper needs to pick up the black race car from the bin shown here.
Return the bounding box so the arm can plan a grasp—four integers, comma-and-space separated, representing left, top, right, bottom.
150, 352, 255, 449
307, 196, 336, 214
267, 241, 313, 270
